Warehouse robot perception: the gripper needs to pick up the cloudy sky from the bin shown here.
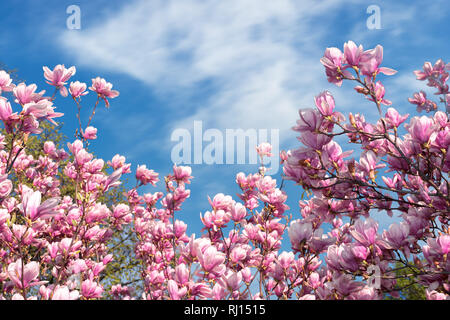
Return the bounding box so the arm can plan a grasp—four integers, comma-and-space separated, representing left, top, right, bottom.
0, 0, 448, 235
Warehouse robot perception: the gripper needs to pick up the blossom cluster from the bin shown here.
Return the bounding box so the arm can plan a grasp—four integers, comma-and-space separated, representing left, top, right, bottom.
0, 42, 448, 300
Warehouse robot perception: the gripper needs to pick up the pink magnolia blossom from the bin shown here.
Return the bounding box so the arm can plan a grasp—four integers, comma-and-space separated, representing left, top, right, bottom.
20, 186, 60, 221
83, 126, 97, 140
406, 115, 436, 143
382, 222, 412, 250
385, 108, 409, 128
0, 70, 14, 94
167, 280, 187, 300
368, 81, 391, 106
197, 245, 226, 276
69, 81, 88, 98
288, 220, 313, 248
350, 218, 379, 247
320, 47, 352, 86
43, 64, 76, 97
136, 165, 159, 186
52, 286, 79, 300
256, 142, 273, 158
0, 97, 13, 121
171, 164, 193, 184
7, 259, 45, 289
408, 91, 437, 113
343, 40, 364, 67
0, 176, 12, 198
359, 45, 397, 77
89, 77, 119, 107
13, 83, 45, 105
315, 91, 336, 116
81, 279, 103, 299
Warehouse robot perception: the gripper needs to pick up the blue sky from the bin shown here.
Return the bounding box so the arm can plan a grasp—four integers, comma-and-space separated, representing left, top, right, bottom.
0, 0, 448, 239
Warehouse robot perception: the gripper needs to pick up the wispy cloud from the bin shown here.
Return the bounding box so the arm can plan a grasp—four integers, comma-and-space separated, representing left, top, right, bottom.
57, 0, 367, 147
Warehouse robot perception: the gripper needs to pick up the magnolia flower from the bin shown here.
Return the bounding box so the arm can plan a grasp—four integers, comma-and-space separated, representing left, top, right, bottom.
406, 115, 436, 143
383, 222, 412, 250
315, 91, 335, 116
358, 150, 385, 181
197, 245, 226, 276
20, 186, 60, 221
293, 108, 323, 133
136, 165, 159, 186
385, 108, 409, 127
172, 164, 193, 184
104, 168, 123, 191
52, 286, 79, 300
7, 259, 46, 289
350, 218, 379, 247
320, 47, 352, 86
167, 280, 187, 300
343, 41, 364, 67
81, 279, 103, 299
288, 220, 313, 247
89, 77, 119, 107
43, 64, 76, 97
0, 177, 12, 198
368, 81, 392, 107
0, 97, 12, 121
13, 83, 45, 105
82, 126, 97, 140
69, 81, 88, 98
0, 70, 14, 94
256, 142, 273, 158
359, 45, 397, 77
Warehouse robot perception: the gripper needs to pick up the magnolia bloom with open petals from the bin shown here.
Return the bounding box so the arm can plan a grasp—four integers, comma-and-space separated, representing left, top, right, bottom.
89, 77, 119, 107
167, 280, 187, 300
69, 81, 88, 98
20, 185, 60, 221
52, 286, 80, 300
382, 222, 412, 250
13, 83, 45, 105
0, 97, 12, 121
408, 91, 437, 113
315, 91, 335, 116
83, 126, 97, 140
414, 59, 448, 82
368, 81, 392, 107
359, 45, 397, 77
0, 70, 14, 94
288, 220, 313, 248
406, 115, 436, 143
104, 168, 123, 191
136, 165, 159, 186
385, 108, 409, 128
320, 47, 353, 86
197, 245, 226, 276
172, 164, 193, 184
350, 218, 379, 247
358, 150, 385, 182
256, 142, 273, 158
343, 40, 364, 67
43, 65, 76, 97
81, 279, 103, 299
0, 177, 13, 198
7, 259, 46, 289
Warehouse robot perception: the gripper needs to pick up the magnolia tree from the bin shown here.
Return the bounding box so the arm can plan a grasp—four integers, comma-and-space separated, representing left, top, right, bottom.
0, 41, 448, 300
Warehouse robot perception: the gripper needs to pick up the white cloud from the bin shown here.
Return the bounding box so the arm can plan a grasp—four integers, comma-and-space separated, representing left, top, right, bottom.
58, 0, 361, 146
